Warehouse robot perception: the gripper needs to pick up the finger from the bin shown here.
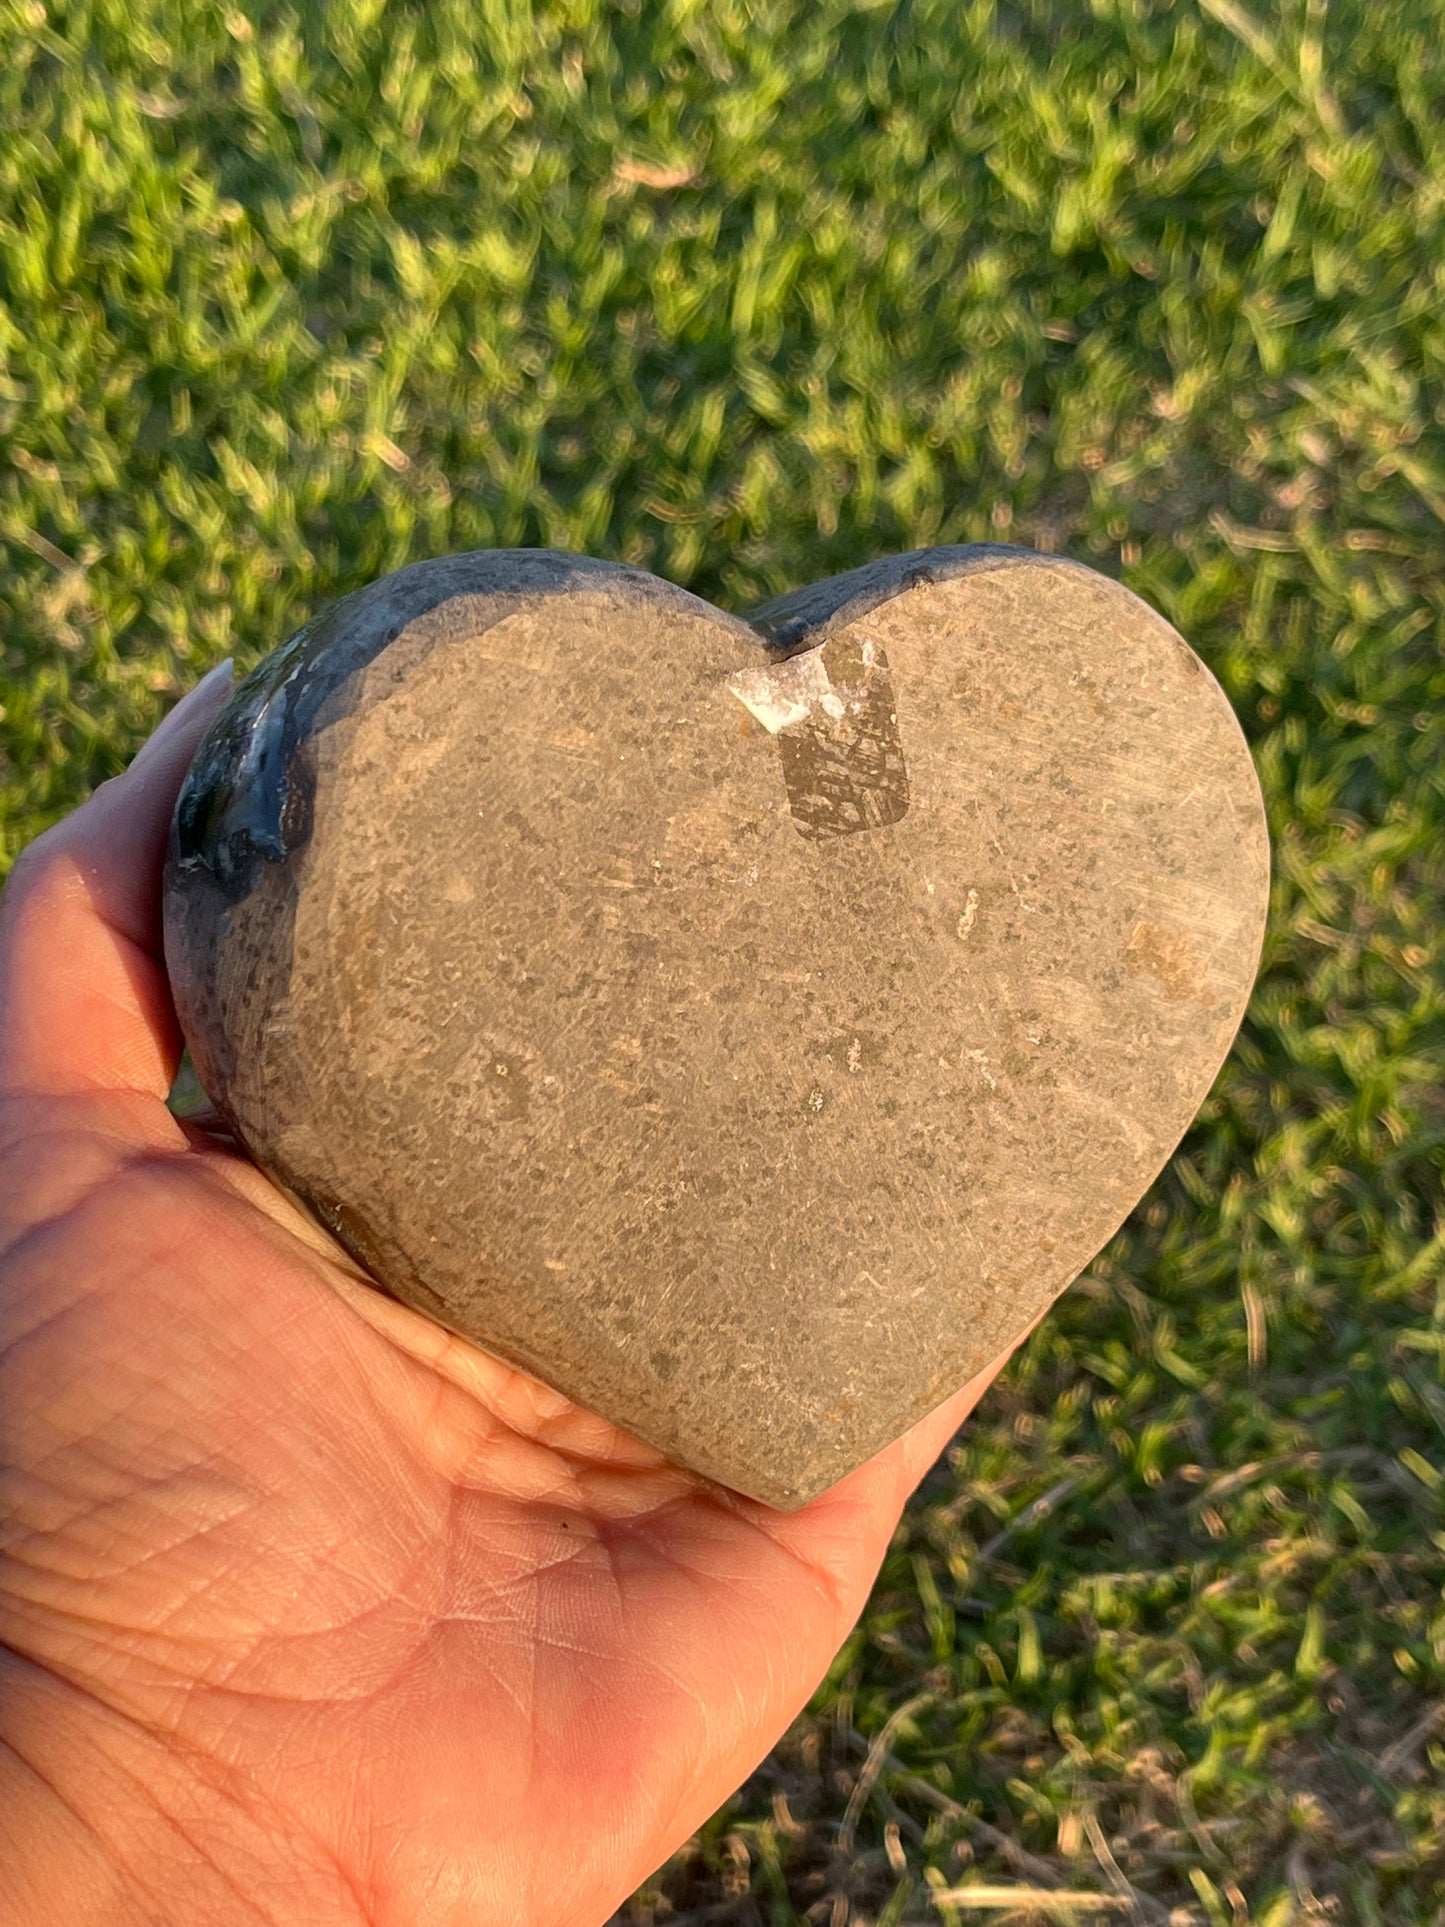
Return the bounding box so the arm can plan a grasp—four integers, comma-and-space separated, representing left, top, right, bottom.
0, 661, 234, 1104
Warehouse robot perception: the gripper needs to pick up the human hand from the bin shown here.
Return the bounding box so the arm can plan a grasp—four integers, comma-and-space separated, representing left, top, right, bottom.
0, 665, 1019, 1927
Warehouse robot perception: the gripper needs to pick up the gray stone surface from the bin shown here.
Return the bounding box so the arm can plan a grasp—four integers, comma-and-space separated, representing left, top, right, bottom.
163, 545, 1270, 1508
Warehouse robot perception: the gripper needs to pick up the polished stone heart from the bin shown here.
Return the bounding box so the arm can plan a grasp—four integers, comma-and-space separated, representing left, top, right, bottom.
163, 546, 1269, 1507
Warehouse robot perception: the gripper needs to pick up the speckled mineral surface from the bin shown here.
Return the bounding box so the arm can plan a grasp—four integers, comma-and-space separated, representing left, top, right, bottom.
163, 545, 1270, 1507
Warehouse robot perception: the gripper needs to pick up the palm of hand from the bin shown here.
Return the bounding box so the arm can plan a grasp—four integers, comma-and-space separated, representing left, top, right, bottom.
0, 671, 999, 1927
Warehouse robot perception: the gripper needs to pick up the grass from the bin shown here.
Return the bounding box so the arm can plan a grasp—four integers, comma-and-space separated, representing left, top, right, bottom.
3, 0, 1444, 1917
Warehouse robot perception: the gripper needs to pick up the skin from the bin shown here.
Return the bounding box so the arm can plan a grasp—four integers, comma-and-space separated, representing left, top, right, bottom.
0, 665, 1023, 1927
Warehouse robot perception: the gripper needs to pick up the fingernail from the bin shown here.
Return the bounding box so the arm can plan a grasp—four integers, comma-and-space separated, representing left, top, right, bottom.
131, 658, 235, 772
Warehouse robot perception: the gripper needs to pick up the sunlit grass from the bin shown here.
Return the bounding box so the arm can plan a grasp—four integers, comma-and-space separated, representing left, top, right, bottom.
3, 0, 1444, 1918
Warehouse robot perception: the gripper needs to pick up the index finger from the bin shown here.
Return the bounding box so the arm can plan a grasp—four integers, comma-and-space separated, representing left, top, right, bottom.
0, 662, 234, 1106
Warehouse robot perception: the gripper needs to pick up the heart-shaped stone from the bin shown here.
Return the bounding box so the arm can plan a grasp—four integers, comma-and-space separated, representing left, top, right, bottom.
164, 546, 1269, 1507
